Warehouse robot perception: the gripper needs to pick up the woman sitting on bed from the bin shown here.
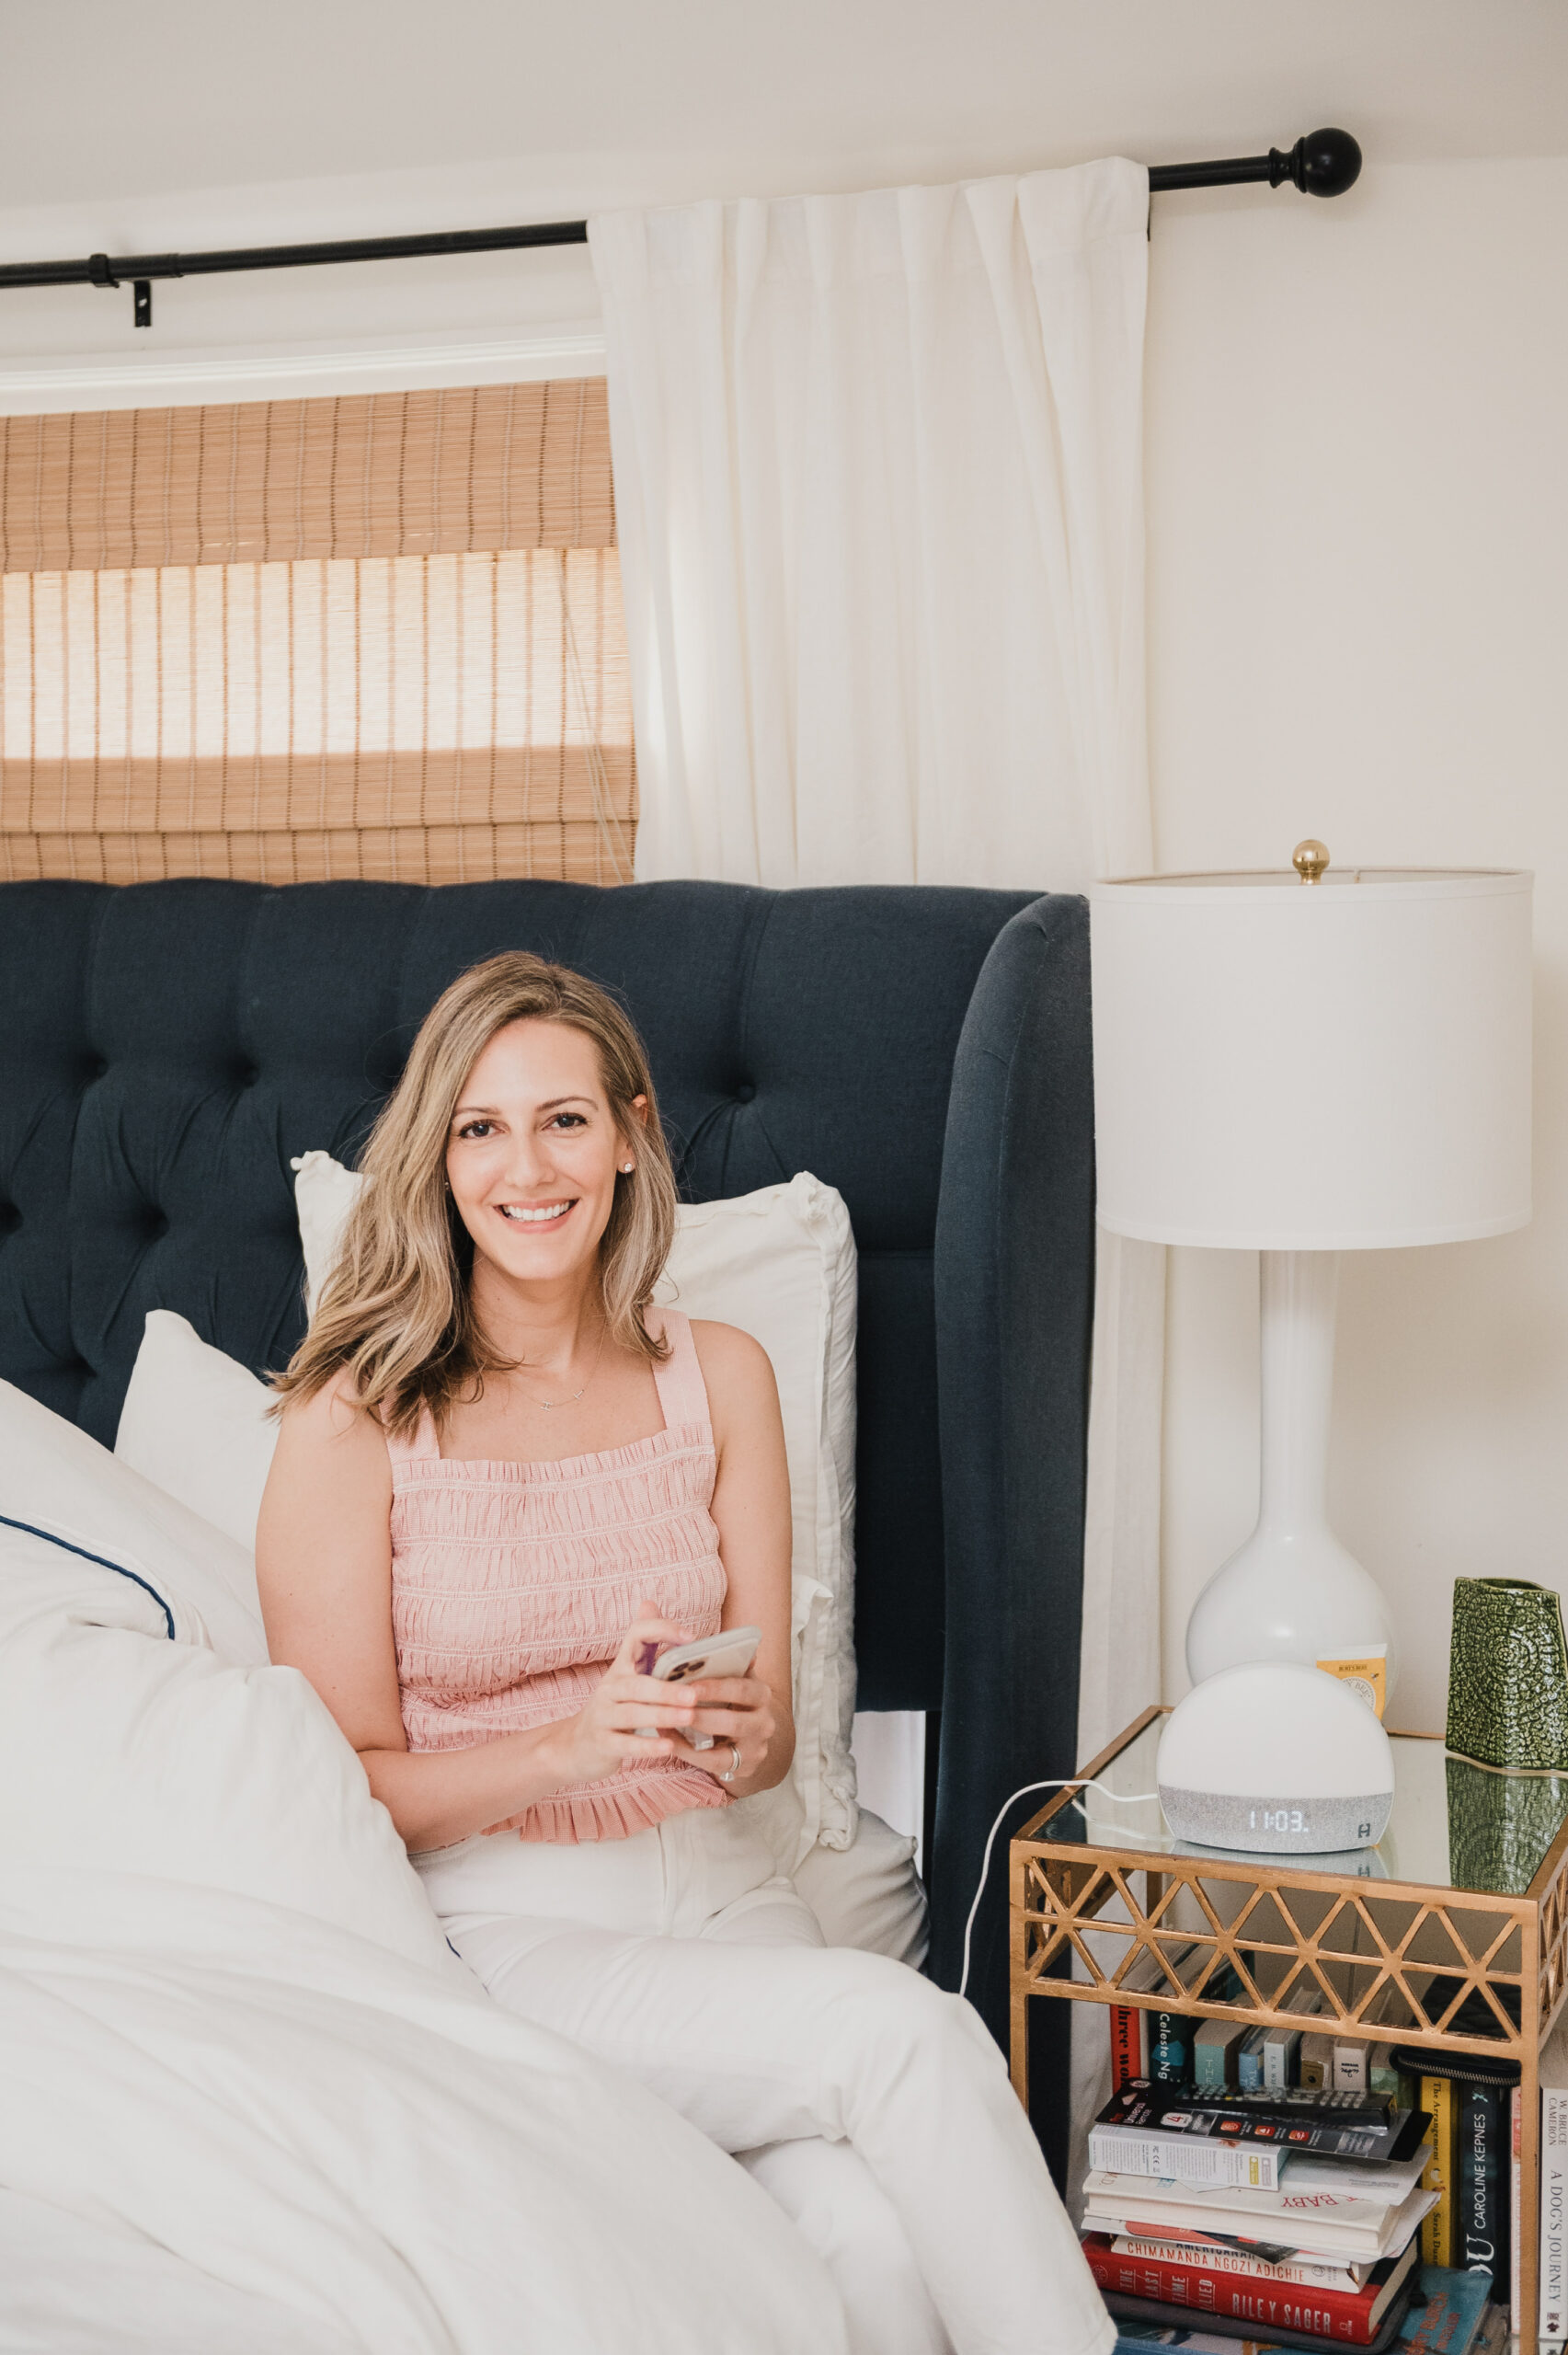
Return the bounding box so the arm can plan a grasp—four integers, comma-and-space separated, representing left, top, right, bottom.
258, 950, 1109, 2355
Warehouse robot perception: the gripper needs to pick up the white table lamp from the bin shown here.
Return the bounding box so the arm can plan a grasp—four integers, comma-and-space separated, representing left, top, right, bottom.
1091, 844, 1532, 1702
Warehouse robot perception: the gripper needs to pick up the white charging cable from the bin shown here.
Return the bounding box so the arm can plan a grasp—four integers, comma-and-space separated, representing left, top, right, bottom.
957, 1779, 1160, 2000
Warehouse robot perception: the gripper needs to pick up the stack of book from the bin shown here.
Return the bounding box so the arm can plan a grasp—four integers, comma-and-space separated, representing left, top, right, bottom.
1095, 1981, 1568, 2340
1081, 2079, 1440, 2349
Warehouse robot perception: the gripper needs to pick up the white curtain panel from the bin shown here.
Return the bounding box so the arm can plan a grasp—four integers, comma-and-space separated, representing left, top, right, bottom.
589, 160, 1163, 1801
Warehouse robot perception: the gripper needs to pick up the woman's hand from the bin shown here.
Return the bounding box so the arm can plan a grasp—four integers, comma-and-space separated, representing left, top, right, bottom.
669, 1665, 778, 1793
479, 1606, 704, 1832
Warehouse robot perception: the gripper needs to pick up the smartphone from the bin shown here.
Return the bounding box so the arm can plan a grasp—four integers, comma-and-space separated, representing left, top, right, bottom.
635, 1625, 761, 1749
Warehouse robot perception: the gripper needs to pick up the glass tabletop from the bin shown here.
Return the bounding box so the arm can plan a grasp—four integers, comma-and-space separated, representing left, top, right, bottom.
1040, 1717, 1568, 1898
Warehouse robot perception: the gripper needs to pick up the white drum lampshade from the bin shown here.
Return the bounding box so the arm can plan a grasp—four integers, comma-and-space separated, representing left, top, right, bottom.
1091, 856, 1532, 1696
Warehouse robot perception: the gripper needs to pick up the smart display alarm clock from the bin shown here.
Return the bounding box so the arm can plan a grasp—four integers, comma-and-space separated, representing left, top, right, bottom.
1156, 1660, 1395, 1855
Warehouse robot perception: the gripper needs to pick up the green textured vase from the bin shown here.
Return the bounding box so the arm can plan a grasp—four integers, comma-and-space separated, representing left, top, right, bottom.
1447, 1577, 1568, 1773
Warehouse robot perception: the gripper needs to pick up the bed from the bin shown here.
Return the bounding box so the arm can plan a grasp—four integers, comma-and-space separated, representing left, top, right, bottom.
0, 871, 1095, 2164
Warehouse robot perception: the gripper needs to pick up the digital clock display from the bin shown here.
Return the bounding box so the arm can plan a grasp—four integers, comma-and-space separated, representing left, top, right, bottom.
1249, 1807, 1308, 1834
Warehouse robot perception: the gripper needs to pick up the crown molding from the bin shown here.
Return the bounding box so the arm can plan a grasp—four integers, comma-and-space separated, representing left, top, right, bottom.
0, 325, 607, 415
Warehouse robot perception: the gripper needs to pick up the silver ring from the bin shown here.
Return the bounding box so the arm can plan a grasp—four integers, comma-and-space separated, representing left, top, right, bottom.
717, 1741, 741, 1785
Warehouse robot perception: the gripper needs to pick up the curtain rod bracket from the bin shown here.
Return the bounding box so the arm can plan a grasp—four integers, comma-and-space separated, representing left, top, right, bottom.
88, 250, 155, 326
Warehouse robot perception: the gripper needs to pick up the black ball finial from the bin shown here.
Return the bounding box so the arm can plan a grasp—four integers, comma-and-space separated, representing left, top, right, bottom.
1271, 128, 1363, 199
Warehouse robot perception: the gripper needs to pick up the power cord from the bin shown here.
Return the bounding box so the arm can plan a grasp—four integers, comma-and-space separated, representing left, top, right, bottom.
957, 1779, 1160, 2000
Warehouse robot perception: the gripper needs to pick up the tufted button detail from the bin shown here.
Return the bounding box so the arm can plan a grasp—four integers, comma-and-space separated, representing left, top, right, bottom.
143, 1209, 170, 1241
734, 1081, 757, 1104
235, 1063, 260, 1089
86, 1055, 109, 1082
0, 1202, 18, 1235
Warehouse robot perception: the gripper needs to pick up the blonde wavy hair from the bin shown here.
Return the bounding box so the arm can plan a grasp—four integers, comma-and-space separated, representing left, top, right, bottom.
273, 952, 679, 1436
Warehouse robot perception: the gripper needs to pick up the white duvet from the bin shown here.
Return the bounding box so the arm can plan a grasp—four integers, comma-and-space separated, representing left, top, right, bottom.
0, 1384, 847, 2352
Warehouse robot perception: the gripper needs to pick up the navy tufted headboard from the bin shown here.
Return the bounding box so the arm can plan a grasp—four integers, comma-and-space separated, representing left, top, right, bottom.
0, 874, 1094, 2116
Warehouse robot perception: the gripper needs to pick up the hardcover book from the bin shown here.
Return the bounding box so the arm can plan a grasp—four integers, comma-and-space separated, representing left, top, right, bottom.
1104, 2284, 1414, 2354
1150, 2005, 1203, 2085
1299, 2034, 1335, 2092
1143, 1947, 1228, 2085
1113, 1949, 1180, 2092
1540, 2085, 1568, 2343
1508, 2086, 1520, 2337
1418, 2078, 1452, 2267
1106, 2297, 1412, 2355
1263, 2026, 1304, 2093
1110, 2238, 1372, 2294
1111, 2232, 1365, 2289
1144, 1996, 1200, 2091
1082, 2166, 1439, 2265
1239, 2029, 1270, 2093
1106, 2265, 1492, 2355
1113, 2003, 1149, 2094
1454, 2079, 1506, 2292
1333, 2039, 1368, 2095
1196, 2021, 1253, 2091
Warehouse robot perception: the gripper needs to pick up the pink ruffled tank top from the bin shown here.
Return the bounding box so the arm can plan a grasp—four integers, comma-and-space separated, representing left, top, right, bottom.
387, 1307, 731, 1843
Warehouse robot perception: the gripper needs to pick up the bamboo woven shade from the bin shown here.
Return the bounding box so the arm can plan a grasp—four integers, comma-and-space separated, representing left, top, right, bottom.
0, 380, 635, 886
0, 382, 615, 571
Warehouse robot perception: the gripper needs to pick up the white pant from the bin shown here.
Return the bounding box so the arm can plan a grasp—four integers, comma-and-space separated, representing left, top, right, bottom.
416, 1809, 1112, 2355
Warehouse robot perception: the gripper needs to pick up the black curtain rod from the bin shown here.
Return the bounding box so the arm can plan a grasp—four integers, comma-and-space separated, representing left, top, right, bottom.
0, 127, 1359, 330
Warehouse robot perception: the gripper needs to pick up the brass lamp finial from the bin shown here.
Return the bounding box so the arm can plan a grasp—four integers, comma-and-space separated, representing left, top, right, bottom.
1293, 838, 1330, 885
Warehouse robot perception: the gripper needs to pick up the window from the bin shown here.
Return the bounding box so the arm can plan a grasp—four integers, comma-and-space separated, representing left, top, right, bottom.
0, 381, 635, 884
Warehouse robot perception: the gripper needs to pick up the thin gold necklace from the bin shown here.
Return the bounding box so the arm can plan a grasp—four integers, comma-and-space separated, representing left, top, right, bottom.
519, 1323, 607, 1411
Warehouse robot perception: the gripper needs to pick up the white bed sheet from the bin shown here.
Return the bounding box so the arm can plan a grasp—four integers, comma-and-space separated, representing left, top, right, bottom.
0, 2186, 351, 2355
0, 1391, 848, 2354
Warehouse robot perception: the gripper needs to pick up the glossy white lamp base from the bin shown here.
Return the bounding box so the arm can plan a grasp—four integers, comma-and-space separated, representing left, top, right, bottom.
1185, 1250, 1396, 1694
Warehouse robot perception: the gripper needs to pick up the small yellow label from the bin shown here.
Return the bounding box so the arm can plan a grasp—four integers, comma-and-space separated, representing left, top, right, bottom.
1317, 1650, 1387, 1718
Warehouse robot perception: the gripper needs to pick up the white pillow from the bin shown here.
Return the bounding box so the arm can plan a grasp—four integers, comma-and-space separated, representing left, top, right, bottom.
791, 1808, 927, 1970
289, 1151, 859, 1865
3, 1375, 267, 1669
117, 1309, 279, 1554
292, 1145, 362, 1317
0, 1508, 454, 1971
654, 1178, 859, 1860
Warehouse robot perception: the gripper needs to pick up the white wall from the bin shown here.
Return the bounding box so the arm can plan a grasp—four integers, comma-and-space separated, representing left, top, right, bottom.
1146, 157, 1568, 1732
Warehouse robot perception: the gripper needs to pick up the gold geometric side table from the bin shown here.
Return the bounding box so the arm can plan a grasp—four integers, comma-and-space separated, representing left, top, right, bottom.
1010, 1707, 1568, 2349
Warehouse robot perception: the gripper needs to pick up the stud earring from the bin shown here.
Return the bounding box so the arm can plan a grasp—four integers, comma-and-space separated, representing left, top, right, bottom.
621, 1161, 635, 1174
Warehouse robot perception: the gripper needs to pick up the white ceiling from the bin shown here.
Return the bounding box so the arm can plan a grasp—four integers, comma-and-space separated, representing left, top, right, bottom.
6, 0, 1566, 223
